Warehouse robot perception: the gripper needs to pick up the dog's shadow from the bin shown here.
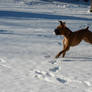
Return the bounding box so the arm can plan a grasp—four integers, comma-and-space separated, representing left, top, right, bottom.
62, 56, 92, 62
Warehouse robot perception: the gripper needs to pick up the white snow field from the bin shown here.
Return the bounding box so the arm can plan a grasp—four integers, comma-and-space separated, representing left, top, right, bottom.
0, 0, 92, 92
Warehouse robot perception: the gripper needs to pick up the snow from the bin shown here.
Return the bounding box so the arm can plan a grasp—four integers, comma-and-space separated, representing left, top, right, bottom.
0, 0, 92, 92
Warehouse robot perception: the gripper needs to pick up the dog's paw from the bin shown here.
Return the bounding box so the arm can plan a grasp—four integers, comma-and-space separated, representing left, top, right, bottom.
55, 55, 59, 58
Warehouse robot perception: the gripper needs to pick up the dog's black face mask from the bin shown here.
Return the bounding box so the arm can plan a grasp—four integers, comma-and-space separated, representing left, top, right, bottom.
54, 21, 66, 35
54, 29, 61, 35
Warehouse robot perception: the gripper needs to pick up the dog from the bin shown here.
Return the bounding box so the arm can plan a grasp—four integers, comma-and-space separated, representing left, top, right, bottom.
54, 21, 91, 58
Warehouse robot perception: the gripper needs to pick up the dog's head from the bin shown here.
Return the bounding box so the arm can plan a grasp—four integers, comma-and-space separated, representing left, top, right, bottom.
54, 21, 66, 35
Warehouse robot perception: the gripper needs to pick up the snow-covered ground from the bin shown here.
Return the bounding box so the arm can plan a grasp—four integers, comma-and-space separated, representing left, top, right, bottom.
0, 0, 92, 92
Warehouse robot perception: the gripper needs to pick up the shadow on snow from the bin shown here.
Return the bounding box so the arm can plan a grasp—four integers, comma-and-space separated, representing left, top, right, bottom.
62, 56, 92, 62
0, 29, 56, 39
0, 10, 92, 21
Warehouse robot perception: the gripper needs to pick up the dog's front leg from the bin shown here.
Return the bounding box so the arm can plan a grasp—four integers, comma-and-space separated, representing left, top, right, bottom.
55, 46, 70, 58
62, 39, 66, 57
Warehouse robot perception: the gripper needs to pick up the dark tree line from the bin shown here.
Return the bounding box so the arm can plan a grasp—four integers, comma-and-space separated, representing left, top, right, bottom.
90, 0, 92, 12
80, 0, 92, 12
84, 0, 89, 2
74, 0, 88, 1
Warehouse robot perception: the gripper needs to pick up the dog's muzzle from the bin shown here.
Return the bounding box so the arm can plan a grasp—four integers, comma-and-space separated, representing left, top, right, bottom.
54, 29, 60, 35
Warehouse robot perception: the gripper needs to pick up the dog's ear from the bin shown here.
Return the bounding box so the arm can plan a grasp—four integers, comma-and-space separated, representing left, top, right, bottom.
86, 26, 89, 30
59, 21, 66, 27
62, 22, 66, 27
59, 21, 63, 25
63, 22, 66, 25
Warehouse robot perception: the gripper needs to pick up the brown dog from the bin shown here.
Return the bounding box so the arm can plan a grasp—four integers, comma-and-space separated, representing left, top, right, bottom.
54, 21, 91, 58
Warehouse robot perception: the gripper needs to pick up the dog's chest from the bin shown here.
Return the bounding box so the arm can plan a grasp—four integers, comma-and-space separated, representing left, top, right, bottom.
63, 37, 68, 45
